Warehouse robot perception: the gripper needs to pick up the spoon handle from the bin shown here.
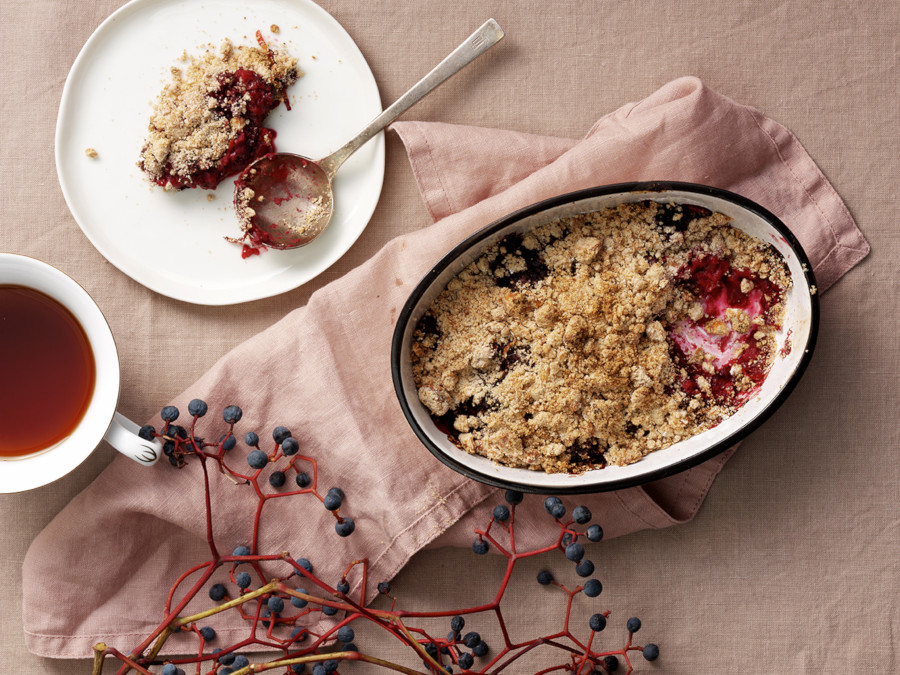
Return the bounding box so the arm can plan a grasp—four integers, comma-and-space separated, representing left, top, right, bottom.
318, 19, 505, 178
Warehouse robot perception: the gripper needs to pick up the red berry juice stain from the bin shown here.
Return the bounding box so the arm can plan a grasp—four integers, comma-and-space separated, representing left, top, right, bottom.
0, 286, 95, 457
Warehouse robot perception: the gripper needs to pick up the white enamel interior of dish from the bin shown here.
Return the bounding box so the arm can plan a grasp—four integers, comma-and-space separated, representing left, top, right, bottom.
397, 190, 815, 490
0, 255, 119, 493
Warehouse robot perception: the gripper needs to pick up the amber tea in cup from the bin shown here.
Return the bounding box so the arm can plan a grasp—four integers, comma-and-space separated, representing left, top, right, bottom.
0, 253, 162, 493
0, 285, 97, 457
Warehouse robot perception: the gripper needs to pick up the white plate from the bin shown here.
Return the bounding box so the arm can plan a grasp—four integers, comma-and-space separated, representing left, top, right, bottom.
56, 0, 384, 305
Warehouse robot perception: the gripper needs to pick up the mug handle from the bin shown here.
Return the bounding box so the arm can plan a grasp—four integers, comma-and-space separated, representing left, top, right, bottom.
103, 412, 162, 465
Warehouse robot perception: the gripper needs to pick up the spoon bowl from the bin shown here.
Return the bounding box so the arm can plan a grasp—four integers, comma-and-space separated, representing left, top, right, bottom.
234, 19, 504, 250
235, 154, 334, 249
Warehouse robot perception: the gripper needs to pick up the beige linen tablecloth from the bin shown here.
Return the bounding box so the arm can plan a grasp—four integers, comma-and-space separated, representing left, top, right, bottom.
1, 1, 897, 673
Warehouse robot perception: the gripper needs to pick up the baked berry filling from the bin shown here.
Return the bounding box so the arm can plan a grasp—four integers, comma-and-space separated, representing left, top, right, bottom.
668, 254, 784, 406
151, 69, 280, 191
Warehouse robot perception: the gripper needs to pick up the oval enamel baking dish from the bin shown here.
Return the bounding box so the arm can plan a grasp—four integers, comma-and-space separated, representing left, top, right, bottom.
391, 182, 819, 494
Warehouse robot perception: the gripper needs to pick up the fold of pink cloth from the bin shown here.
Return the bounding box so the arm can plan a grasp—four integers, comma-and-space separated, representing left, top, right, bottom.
22, 76, 868, 658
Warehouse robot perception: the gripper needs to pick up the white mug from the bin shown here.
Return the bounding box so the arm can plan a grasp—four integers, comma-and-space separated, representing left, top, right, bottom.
0, 253, 160, 493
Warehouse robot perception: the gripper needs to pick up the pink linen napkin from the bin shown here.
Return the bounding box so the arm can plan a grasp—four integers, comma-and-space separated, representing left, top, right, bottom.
22, 76, 869, 658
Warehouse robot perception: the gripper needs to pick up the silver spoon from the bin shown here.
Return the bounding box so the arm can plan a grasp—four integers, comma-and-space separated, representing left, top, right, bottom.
233, 19, 504, 250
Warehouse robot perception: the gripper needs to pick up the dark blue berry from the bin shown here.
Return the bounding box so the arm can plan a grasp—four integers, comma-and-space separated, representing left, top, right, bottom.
161, 665, 178, 675
269, 471, 286, 488
583, 579, 602, 597
586, 524, 604, 542
323, 489, 343, 510
335, 518, 355, 537
336, 580, 350, 594
424, 642, 438, 658
462, 631, 480, 648
273, 426, 292, 443
235, 572, 251, 589
290, 665, 306, 674
343, 643, 357, 652
138, 425, 156, 441
219, 433, 236, 452
458, 653, 474, 669
291, 627, 308, 640
247, 449, 268, 469
450, 615, 465, 632
575, 559, 595, 578
377, 581, 391, 595
161, 406, 179, 422
565, 542, 585, 562
168, 454, 180, 466
544, 496, 566, 519
536, 570, 553, 585
217, 652, 235, 665
492, 504, 510, 522
572, 505, 592, 524
295, 557, 313, 574
642, 644, 659, 661
170, 424, 187, 439
627, 617, 641, 633
322, 605, 338, 616
312, 665, 326, 675
163, 441, 175, 456
233, 656, 250, 668
199, 626, 215, 641
223, 405, 242, 424
233, 545, 251, 557
337, 625, 355, 643
295, 472, 311, 488
209, 583, 227, 601
603, 655, 619, 671
244, 431, 259, 447
472, 641, 488, 657
291, 590, 308, 608
472, 538, 489, 555
323, 660, 338, 673
561, 532, 573, 546
281, 437, 299, 455
267, 596, 284, 613
188, 399, 208, 417
504, 490, 523, 504
589, 613, 606, 632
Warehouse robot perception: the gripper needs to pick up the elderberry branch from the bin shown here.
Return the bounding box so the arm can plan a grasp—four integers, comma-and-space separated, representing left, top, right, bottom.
93, 402, 661, 675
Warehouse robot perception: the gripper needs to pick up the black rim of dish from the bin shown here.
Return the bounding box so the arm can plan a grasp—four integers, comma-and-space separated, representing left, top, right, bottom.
390, 181, 820, 494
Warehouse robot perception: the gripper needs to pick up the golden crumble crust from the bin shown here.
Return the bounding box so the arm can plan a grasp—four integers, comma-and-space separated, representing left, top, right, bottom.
411, 201, 791, 473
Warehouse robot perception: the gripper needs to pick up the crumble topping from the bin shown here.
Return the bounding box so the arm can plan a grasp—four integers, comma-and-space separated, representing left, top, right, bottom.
410, 201, 791, 473
138, 34, 300, 190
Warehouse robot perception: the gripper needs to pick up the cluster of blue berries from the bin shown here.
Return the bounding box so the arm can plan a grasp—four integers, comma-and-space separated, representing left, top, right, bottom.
537, 496, 604, 593
142, 401, 356, 539
141, 416, 661, 675
414, 614, 489, 673
537, 495, 660, 670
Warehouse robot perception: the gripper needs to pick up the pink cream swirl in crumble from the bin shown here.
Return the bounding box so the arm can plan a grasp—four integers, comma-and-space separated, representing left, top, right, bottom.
669, 254, 785, 407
